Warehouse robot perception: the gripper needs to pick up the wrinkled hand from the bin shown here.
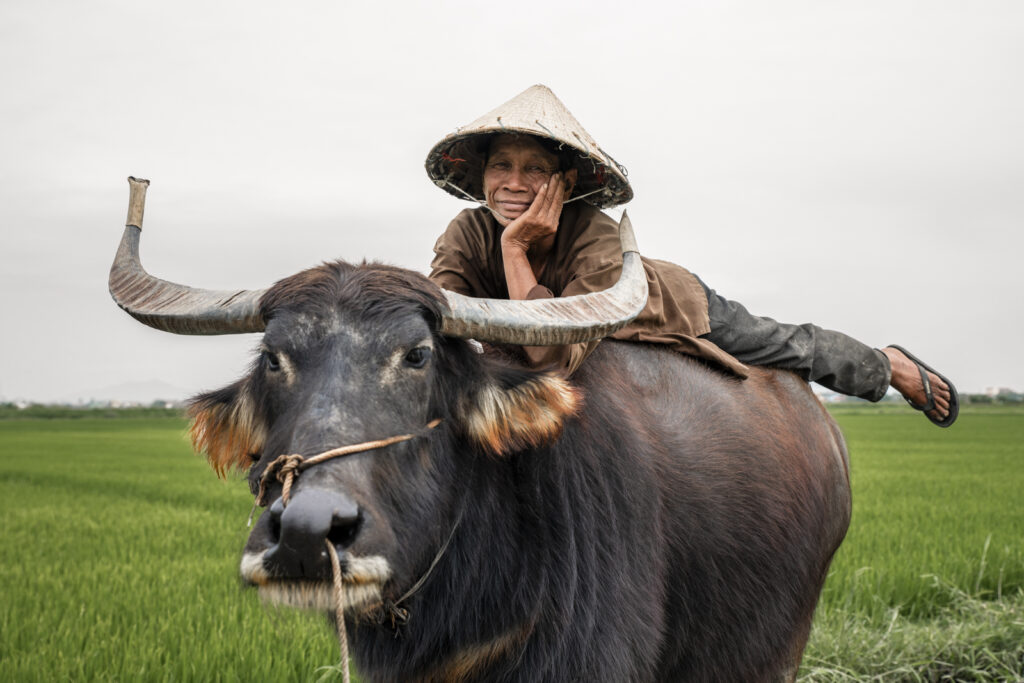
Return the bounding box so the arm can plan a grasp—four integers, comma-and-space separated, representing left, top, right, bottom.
499, 173, 566, 253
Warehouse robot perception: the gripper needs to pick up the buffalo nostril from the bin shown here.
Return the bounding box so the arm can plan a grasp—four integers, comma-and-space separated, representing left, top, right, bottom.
263, 489, 363, 579
268, 496, 285, 544
327, 507, 362, 549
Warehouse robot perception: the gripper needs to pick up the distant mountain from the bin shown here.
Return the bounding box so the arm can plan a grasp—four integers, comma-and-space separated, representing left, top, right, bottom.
60, 379, 191, 404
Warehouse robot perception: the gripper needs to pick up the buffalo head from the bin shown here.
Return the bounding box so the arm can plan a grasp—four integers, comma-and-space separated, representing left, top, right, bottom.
191, 260, 585, 614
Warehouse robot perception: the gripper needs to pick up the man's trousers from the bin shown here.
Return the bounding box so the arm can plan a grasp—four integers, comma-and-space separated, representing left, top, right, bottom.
696, 277, 891, 401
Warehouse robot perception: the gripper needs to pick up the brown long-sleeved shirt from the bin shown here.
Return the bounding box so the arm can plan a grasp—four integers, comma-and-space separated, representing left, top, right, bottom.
429, 203, 748, 378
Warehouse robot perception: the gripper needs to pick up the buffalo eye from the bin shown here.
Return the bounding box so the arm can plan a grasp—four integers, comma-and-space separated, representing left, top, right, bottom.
404, 346, 432, 369
263, 350, 281, 372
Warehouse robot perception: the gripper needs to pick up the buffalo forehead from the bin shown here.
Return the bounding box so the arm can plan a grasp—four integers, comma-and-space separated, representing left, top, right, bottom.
264, 309, 433, 355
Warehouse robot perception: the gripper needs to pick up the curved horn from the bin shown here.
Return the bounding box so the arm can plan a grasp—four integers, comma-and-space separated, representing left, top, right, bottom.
109, 177, 267, 335
440, 212, 649, 345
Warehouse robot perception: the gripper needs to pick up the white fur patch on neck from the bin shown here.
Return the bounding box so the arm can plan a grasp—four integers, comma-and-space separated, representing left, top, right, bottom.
258, 580, 383, 612
241, 552, 391, 612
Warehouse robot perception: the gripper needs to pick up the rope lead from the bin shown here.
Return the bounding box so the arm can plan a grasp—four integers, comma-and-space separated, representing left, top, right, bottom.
327, 540, 352, 683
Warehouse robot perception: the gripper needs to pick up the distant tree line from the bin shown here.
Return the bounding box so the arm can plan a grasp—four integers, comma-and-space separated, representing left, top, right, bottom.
0, 402, 186, 420
961, 392, 1023, 405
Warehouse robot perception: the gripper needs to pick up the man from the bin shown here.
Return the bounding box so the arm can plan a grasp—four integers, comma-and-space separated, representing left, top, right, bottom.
426, 85, 957, 427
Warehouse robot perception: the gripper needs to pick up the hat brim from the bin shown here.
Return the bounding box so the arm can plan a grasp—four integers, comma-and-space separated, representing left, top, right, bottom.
426, 128, 633, 209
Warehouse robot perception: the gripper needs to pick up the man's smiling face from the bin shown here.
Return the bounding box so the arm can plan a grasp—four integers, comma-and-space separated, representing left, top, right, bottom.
482, 134, 564, 226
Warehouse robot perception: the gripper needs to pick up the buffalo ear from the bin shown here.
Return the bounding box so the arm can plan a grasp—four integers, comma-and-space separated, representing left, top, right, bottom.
460, 368, 581, 456
187, 381, 265, 478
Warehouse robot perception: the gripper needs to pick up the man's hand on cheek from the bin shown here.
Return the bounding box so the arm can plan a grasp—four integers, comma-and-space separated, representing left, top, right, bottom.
499, 173, 565, 253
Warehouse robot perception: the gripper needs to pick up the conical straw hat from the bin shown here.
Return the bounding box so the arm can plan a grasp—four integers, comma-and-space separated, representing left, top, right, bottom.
425, 85, 632, 209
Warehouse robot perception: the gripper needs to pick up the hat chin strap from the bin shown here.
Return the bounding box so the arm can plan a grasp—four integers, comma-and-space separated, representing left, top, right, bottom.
439, 180, 606, 221
561, 187, 606, 204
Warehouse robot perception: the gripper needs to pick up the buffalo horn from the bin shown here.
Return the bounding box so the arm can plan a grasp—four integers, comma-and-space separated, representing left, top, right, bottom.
440, 212, 649, 345
109, 177, 267, 334
109, 177, 648, 345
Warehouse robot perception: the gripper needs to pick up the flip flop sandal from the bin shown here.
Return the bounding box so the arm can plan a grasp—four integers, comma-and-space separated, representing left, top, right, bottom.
886, 344, 959, 428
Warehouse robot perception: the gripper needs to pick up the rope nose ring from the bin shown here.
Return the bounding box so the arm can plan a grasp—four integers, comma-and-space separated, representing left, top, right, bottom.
248, 418, 442, 526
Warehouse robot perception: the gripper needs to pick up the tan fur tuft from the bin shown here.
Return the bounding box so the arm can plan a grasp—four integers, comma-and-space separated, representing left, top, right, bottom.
464, 374, 581, 456
188, 393, 266, 478
420, 626, 529, 682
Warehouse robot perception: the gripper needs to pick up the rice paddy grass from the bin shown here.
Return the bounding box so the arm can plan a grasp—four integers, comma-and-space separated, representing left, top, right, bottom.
1, 405, 1021, 681
804, 405, 1024, 681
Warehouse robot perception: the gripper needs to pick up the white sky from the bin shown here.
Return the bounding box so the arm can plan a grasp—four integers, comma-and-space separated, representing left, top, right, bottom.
0, 0, 1020, 402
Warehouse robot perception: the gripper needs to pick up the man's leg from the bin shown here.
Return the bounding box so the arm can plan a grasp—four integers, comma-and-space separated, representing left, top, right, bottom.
696, 277, 953, 421
696, 277, 891, 401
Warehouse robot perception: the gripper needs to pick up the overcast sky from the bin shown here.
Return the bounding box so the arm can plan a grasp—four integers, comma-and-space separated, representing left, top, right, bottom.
1, 0, 1020, 402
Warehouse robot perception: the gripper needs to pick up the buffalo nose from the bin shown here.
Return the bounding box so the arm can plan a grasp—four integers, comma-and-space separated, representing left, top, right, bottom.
263, 488, 362, 579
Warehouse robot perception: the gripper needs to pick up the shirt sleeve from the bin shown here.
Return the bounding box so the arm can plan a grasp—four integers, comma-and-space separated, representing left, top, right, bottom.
428, 215, 479, 296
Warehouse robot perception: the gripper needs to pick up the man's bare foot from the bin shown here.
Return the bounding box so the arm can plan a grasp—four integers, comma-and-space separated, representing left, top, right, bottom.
882, 346, 953, 424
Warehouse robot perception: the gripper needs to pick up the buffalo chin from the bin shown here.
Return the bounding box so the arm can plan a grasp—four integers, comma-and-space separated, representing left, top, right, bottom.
257, 580, 384, 613
240, 551, 392, 612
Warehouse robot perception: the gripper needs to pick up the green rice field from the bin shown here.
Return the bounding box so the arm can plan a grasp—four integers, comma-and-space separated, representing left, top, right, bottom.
1, 405, 1022, 682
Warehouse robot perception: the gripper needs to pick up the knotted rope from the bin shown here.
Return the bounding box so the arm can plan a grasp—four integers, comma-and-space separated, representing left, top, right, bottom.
246, 418, 445, 679
361, 513, 461, 630
249, 419, 443, 522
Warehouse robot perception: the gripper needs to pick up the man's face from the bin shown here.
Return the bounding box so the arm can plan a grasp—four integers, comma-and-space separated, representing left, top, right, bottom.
482, 135, 573, 225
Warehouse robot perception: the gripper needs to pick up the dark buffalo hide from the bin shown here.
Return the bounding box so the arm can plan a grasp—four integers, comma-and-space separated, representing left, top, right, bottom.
188, 261, 851, 683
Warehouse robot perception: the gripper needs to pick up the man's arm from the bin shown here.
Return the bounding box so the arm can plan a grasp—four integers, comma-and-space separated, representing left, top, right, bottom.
498, 175, 572, 367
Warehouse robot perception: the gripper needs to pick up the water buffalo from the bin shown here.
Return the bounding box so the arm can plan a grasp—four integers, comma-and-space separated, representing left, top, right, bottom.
110, 178, 851, 682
